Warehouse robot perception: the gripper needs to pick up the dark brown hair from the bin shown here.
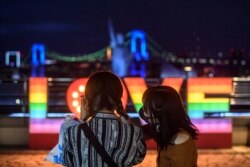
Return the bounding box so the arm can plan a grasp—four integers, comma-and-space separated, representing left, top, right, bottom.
142, 86, 198, 149
83, 71, 124, 120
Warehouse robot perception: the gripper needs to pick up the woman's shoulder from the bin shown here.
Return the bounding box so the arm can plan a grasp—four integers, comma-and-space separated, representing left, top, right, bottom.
173, 129, 191, 145
119, 120, 144, 135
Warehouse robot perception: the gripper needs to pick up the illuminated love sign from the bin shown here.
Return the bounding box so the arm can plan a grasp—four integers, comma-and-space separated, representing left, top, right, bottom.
187, 78, 232, 118
66, 78, 88, 118
29, 77, 232, 149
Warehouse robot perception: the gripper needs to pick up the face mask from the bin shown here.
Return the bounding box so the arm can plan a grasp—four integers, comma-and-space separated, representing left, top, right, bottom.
139, 107, 160, 132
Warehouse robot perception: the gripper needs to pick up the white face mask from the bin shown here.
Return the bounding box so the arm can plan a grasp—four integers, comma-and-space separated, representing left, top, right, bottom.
139, 107, 160, 132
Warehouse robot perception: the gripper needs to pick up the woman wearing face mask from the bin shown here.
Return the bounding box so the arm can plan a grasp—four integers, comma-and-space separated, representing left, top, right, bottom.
140, 86, 199, 167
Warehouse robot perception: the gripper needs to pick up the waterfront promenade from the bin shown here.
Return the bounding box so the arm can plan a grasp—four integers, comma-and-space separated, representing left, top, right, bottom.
0, 146, 250, 167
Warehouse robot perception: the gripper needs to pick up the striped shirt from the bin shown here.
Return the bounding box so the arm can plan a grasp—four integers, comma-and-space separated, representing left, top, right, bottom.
62, 112, 146, 167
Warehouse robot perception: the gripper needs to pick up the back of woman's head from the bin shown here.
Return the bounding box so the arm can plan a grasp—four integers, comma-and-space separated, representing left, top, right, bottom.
84, 71, 124, 116
142, 86, 198, 149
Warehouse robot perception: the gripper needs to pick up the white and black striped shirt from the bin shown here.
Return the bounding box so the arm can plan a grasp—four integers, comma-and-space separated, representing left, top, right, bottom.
62, 112, 146, 167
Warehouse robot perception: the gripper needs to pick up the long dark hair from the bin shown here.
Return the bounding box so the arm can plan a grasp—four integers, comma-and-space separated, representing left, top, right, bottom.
142, 86, 198, 149
83, 71, 124, 120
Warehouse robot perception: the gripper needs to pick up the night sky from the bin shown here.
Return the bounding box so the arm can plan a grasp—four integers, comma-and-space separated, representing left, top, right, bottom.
1, 0, 250, 58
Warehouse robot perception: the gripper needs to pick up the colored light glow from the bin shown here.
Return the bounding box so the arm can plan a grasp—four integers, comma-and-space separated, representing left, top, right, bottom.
161, 78, 184, 91
191, 118, 232, 133
29, 77, 63, 138
72, 91, 79, 98
76, 106, 81, 113
16, 99, 21, 104
30, 118, 64, 133
205, 112, 250, 118
67, 78, 88, 118
188, 109, 229, 119
78, 85, 85, 92
188, 93, 229, 103
134, 104, 143, 111
130, 30, 149, 61
187, 78, 232, 118
5, 51, 21, 67
30, 93, 47, 103
29, 78, 47, 119
106, 47, 112, 61
32, 44, 45, 66
72, 100, 79, 107
124, 78, 147, 112
30, 103, 47, 118
188, 103, 229, 110
184, 66, 192, 72
29, 86, 47, 93
188, 78, 232, 92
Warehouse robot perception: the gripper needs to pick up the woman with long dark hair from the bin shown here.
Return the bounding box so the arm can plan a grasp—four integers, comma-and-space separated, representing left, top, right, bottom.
140, 85, 199, 167
62, 71, 146, 167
